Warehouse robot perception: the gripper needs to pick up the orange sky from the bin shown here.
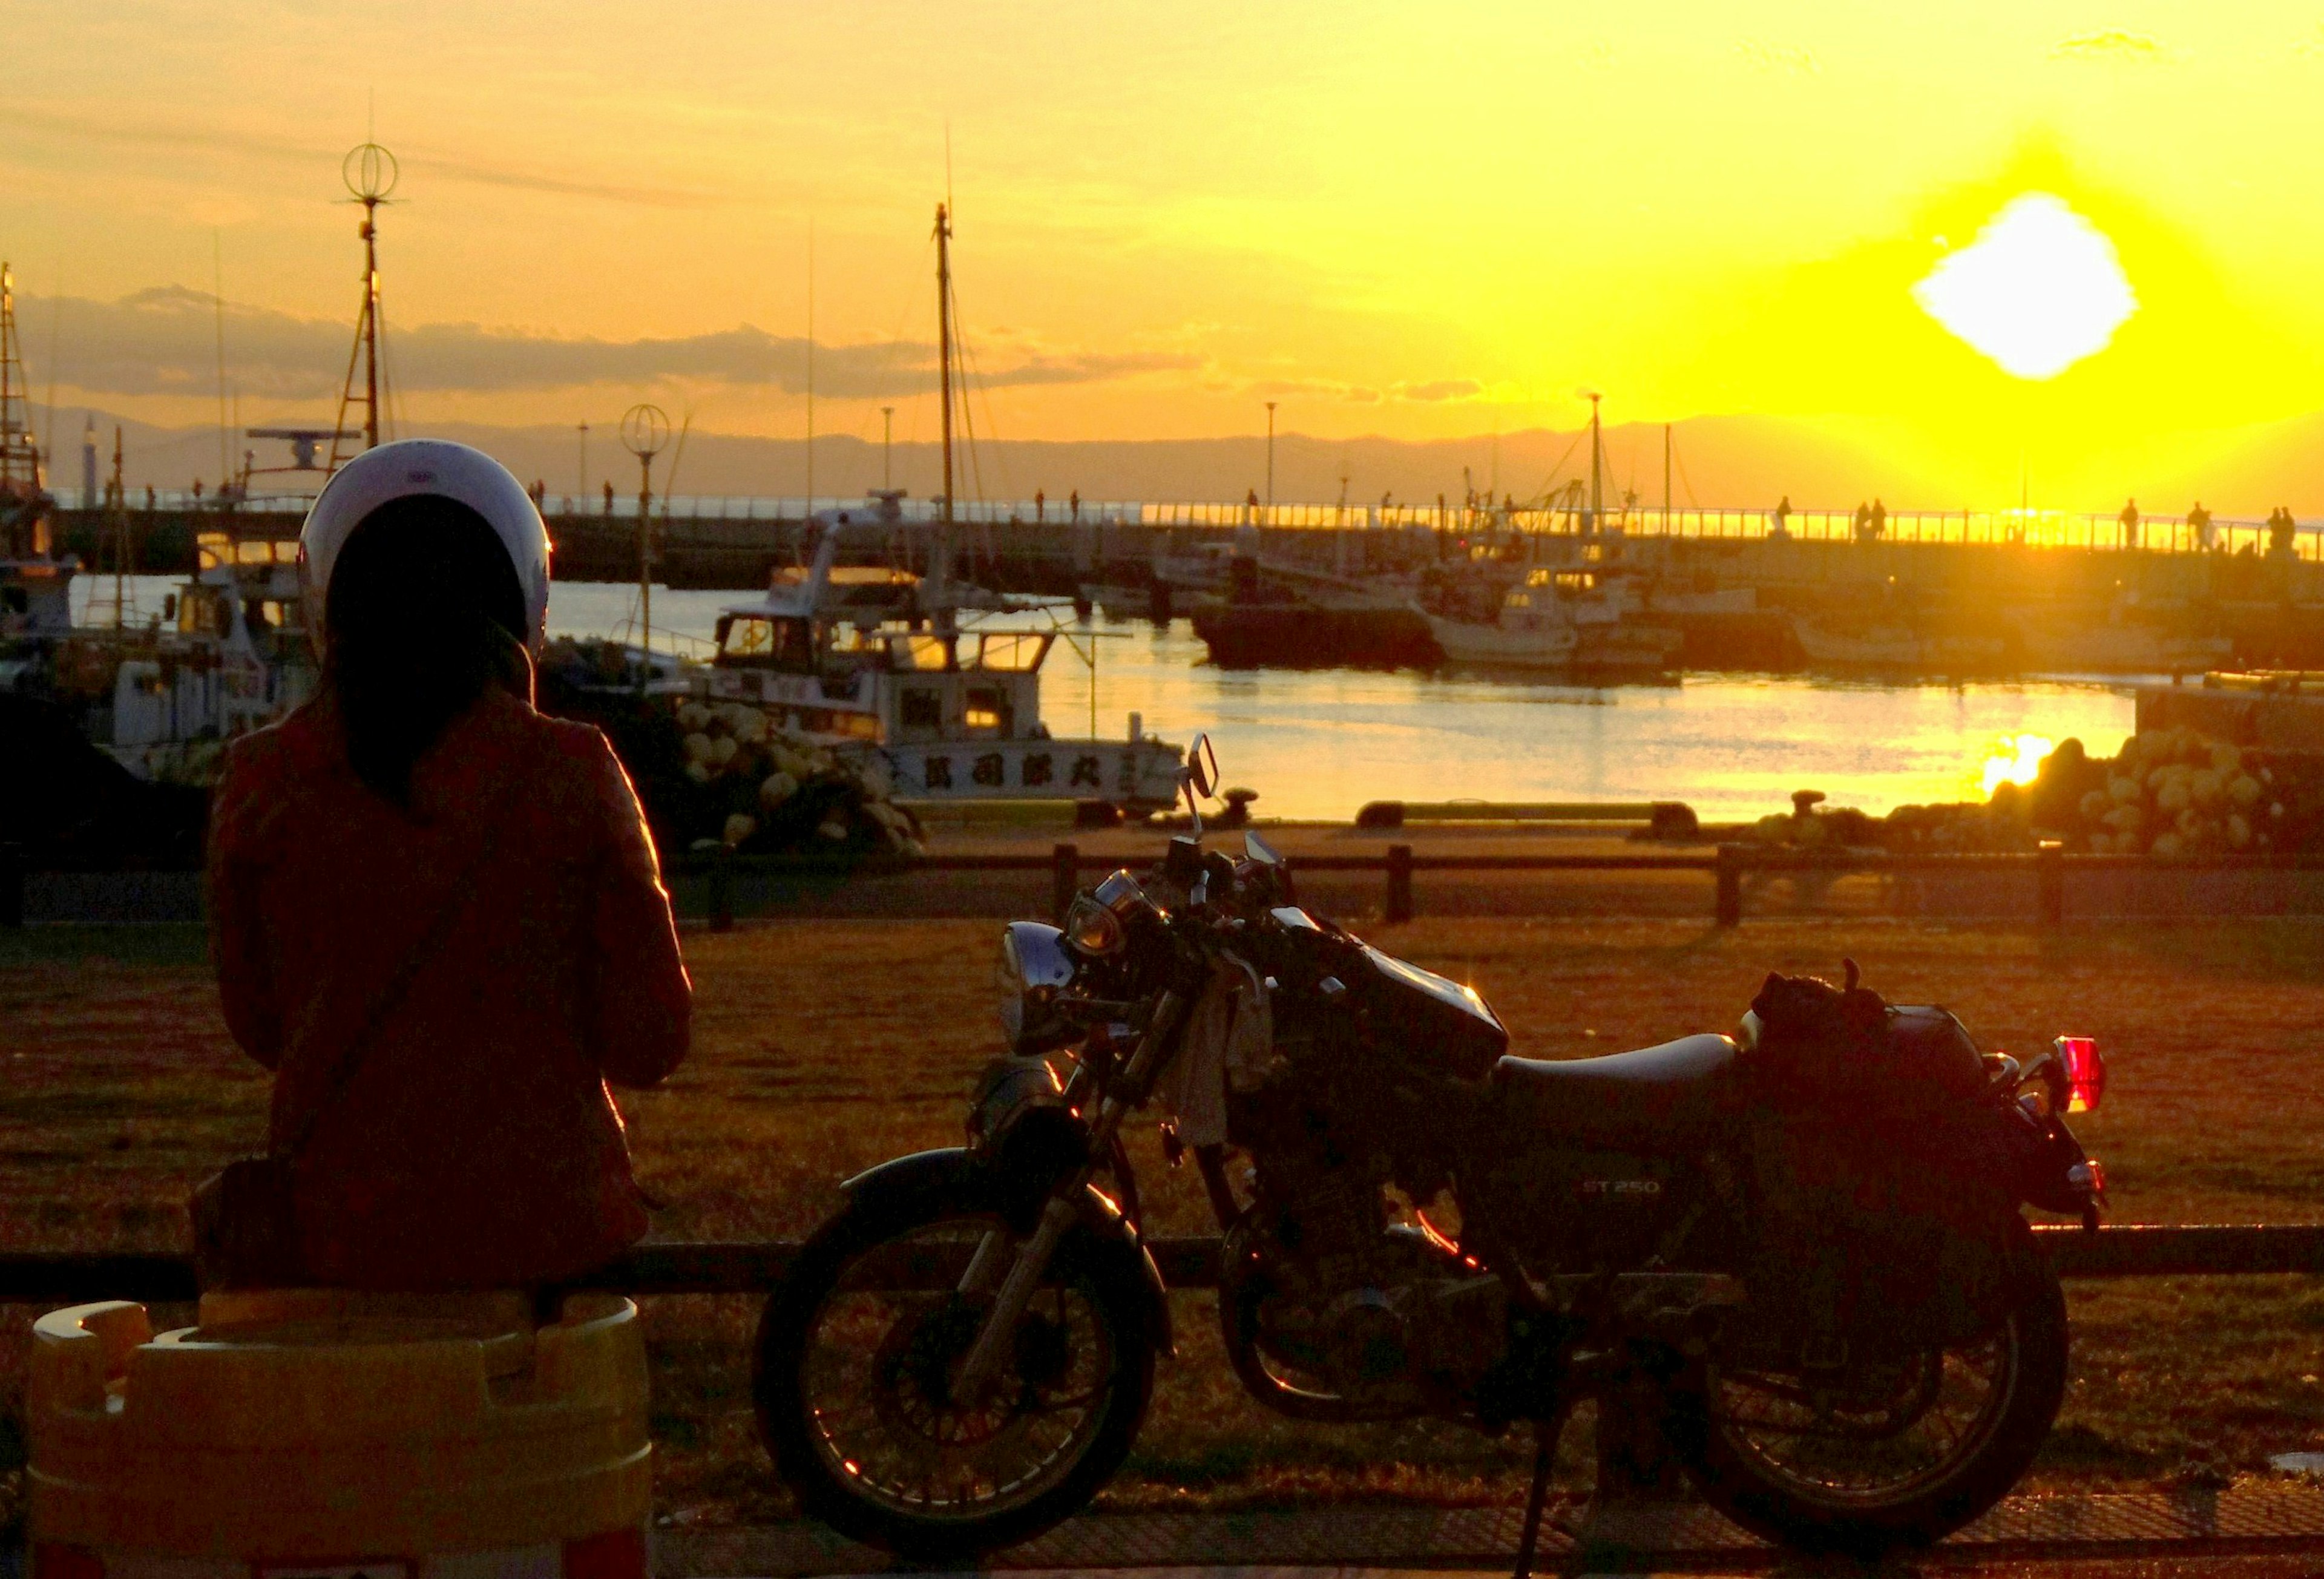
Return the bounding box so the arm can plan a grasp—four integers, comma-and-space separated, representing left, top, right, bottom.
7, 2, 2324, 504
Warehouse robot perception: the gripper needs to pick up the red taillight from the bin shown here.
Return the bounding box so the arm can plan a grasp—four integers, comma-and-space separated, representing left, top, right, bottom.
33, 1545, 105, 1579
2056, 1036, 2106, 1113
565, 1527, 648, 1579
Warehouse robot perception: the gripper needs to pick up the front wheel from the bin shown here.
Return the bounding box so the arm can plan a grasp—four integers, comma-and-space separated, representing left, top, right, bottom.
1664, 1261, 2069, 1556
754, 1192, 1156, 1561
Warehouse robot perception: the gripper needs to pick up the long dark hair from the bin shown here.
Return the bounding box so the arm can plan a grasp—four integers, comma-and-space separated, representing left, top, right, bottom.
325, 494, 530, 806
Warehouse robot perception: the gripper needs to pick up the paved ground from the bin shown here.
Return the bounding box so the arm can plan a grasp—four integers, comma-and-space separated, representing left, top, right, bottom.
655, 1485, 2324, 1578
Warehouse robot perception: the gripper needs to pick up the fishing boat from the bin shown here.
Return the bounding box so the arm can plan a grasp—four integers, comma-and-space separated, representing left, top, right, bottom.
706, 501, 1183, 807
1189, 556, 1436, 669
1076, 579, 1161, 622
42, 526, 319, 781
1792, 614, 2009, 671
1420, 565, 1680, 671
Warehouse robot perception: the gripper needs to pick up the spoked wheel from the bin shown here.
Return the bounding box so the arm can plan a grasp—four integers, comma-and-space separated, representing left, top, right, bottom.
1666, 1262, 2068, 1555
755, 1197, 1155, 1561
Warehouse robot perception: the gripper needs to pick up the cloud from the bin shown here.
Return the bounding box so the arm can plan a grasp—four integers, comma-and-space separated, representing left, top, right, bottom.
1396, 379, 1484, 403
1248, 377, 1382, 402
31, 287, 1195, 401
2054, 30, 2164, 59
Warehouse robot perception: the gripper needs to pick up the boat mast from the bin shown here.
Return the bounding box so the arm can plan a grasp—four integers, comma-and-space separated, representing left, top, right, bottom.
327, 143, 398, 473
934, 202, 956, 601
1587, 392, 1603, 537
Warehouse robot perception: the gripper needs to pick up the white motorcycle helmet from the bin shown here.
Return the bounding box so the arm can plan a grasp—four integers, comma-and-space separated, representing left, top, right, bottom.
300, 439, 552, 655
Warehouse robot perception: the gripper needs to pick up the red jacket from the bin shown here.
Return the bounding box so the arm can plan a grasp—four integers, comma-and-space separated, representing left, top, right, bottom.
206, 683, 691, 1288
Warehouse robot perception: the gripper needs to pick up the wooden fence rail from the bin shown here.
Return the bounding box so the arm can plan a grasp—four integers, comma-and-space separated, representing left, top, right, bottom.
5, 1225, 2324, 1306
683, 842, 2324, 931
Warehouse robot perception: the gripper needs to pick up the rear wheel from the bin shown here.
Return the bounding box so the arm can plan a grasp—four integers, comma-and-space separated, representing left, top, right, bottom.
1666, 1261, 2068, 1555
755, 1193, 1155, 1561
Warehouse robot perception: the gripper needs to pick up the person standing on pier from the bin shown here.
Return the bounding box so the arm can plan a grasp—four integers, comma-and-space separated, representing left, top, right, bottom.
2187, 501, 2215, 551
2119, 497, 2141, 550
1069, 489, 1080, 523
1869, 497, 1888, 540
1034, 488, 1045, 523
1853, 501, 1873, 542
1770, 496, 1793, 540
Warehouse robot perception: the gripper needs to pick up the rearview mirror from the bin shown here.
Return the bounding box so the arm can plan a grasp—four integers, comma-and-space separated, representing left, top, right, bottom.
1244, 830, 1281, 866
1186, 733, 1219, 800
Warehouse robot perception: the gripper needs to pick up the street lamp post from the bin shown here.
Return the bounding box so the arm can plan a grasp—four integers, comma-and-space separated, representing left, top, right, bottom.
1265, 401, 1278, 517
882, 405, 894, 490
621, 402, 671, 661
576, 422, 588, 507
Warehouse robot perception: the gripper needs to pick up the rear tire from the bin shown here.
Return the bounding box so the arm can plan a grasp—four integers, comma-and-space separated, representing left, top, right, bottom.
755, 1189, 1156, 1562
1665, 1259, 2068, 1555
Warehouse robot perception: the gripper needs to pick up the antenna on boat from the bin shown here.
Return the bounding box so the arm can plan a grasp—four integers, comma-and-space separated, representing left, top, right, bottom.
327, 140, 398, 472
1578, 389, 1603, 538
804, 216, 815, 519
934, 199, 956, 612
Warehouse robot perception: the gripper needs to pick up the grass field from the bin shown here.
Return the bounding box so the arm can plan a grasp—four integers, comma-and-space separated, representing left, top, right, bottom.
7, 913, 2324, 1531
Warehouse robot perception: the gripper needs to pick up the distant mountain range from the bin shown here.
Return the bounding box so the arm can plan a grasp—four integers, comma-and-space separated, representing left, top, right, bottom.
30, 404, 2320, 519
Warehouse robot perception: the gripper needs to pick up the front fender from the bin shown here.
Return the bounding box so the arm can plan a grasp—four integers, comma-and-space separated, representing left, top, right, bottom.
839, 1146, 1173, 1355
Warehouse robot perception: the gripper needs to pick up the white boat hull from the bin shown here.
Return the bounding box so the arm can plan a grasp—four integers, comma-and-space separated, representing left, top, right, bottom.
872, 735, 1186, 807
1423, 612, 1578, 667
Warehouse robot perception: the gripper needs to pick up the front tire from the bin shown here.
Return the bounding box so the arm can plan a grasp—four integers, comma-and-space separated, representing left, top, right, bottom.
755, 1190, 1156, 1561
1666, 1259, 2068, 1555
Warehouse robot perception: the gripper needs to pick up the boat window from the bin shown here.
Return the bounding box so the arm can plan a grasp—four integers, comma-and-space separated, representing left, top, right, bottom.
901, 688, 944, 731
715, 614, 808, 670
1505, 591, 1531, 609
970, 632, 1053, 673
894, 634, 954, 671
963, 686, 1013, 735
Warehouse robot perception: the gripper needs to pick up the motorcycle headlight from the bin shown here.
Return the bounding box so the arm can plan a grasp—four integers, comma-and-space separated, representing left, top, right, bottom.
997, 921, 1080, 1054
1065, 895, 1124, 957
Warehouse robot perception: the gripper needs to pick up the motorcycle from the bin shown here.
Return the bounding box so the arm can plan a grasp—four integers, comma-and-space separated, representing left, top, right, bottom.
755, 736, 2109, 1564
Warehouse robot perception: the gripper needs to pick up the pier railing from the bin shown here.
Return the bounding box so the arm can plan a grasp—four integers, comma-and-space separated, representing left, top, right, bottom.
680, 841, 2324, 931
71, 490, 2319, 562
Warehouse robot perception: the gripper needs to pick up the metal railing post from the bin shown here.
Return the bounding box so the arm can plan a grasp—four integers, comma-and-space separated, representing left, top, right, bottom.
1715, 844, 1744, 927
1052, 842, 1080, 924
1385, 844, 1414, 924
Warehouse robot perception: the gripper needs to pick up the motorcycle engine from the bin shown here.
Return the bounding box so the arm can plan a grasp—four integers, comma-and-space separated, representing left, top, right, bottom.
1221, 1106, 1506, 1420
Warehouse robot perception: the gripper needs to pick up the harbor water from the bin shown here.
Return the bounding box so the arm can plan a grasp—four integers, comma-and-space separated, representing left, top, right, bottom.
80, 576, 2142, 824
536, 583, 2140, 824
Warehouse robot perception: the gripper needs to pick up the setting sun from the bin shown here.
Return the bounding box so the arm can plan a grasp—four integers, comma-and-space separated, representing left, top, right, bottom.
1912, 194, 2138, 381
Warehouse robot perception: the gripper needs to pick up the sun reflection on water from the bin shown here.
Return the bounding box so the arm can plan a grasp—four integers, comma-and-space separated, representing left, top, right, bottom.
1980, 734, 2056, 796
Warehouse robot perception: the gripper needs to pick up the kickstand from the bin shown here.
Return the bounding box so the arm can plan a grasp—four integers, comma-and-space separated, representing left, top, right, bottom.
1510, 1411, 1569, 1579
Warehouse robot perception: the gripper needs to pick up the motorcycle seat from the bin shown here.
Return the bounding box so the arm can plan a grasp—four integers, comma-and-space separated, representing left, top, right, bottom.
1491, 1034, 1737, 1147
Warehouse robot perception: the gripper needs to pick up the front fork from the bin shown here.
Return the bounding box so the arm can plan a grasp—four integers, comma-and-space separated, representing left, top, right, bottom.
952, 990, 1184, 1397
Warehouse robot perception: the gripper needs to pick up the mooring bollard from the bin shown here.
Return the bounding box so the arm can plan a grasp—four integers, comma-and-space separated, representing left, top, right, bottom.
1713, 844, 1743, 927
2037, 839, 2064, 927
1052, 842, 1080, 924
1385, 843, 1414, 924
